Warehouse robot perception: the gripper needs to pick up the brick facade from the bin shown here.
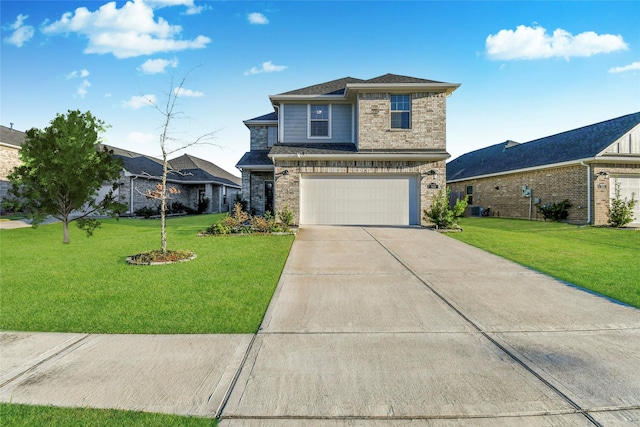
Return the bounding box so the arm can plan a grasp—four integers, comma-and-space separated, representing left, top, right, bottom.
357, 93, 446, 150
242, 170, 274, 216
593, 163, 640, 226
0, 145, 21, 208
448, 163, 640, 225
274, 160, 445, 225
250, 126, 269, 150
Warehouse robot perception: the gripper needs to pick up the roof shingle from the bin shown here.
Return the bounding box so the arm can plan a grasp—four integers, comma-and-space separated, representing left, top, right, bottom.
447, 112, 640, 181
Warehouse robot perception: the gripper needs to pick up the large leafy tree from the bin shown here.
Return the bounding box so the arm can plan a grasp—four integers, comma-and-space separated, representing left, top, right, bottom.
4, 110, 126, 243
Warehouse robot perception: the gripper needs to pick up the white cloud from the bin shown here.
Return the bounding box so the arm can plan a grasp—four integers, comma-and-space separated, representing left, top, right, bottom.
145, 0, 204, 15
76, 80, 91, 98
174, 87, 204, 97
486, 25, 628, 60
139, 58, 179, 74
66, 68, 90, 79
122, 94, 157, 109
244, 60, 287, 76
248, 12, 268, 25
41, 1, 210, 58
126, 131, 158, 144
609, 61, 640, 74
4, 14, 34, 47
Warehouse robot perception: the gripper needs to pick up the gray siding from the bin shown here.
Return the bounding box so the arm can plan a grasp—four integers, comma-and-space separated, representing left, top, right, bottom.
281, 103, 353, 143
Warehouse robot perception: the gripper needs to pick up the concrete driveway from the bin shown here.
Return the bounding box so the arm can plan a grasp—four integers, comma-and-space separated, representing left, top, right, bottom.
1, 225, 639, 426
219, 226, 640, 426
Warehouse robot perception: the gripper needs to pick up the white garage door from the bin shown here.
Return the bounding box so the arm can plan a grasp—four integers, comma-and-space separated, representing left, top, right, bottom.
611, 176, 640, 225
300, 175, 419, 225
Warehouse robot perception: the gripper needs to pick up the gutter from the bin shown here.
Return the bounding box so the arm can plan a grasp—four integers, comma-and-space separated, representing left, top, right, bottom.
580, 161, 592, 224
447, 157, 599, 183
269, 152, 450, 162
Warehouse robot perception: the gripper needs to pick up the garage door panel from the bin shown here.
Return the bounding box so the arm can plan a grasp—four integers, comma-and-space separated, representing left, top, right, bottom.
300, 175, 418, 225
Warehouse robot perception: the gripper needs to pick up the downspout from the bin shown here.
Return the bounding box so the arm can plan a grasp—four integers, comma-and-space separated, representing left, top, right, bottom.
580, 161, 592, 224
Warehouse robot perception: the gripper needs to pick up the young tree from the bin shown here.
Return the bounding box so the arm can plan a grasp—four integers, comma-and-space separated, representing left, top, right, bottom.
4, 110, 126, 243
608, 179, 636, 227
142, 74, 218, 255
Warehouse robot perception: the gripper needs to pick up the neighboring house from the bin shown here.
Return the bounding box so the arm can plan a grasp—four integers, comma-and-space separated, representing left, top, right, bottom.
107, 146, 241, 215
446, 112, 640, 226
236, 73, 460, 225
0, 125, 26, 212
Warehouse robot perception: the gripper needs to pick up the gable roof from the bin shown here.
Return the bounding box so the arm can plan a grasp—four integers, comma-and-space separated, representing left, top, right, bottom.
271, 73, 459, 103
0, 125, 27, 148
106, 145, 240, 187
278, 77, 366, 96
447, 112, 640, 181
170, 154, 241, 187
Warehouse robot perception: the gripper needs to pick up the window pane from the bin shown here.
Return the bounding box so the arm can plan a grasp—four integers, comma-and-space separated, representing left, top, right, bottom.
310, 121, 328, 136
391, 112, 410, 129
311, 105, 328, 120
391, 95, 410, 111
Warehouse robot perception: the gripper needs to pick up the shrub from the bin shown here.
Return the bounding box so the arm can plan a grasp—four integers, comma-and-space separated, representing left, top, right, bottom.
233, 194, 248, 212
205, 204, 292, 235
278, 205, 294, 228
205, 222, 231, 235
537, 199, 572, 222
423, 187, 467, 229
251, 211, 281, 233
608, 179, 637, 227
134, 206, 157, 219
222, 203, 250, 229
168, 201, 186, 214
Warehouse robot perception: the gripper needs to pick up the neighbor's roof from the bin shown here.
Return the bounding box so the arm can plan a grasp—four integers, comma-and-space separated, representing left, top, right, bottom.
105, 145, 240, 186
447, 112, 640, 181
0, 125, 27, 148
170, 154, 241, 187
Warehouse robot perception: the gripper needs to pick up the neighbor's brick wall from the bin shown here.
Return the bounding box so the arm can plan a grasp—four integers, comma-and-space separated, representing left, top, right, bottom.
274, 160, 446, 225
119, 175, 193, 215
593, 163, 640, 226
0, 145, 21, 207
357, 92, 446, 150
448, 165, 590, 224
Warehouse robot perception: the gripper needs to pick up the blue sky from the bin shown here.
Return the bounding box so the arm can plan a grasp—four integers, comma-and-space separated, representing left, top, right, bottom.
2, 0, 639, 177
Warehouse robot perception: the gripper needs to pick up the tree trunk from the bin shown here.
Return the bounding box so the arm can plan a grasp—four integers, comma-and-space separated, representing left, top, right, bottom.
160, 149, 168, 254
63, 219, 70, 244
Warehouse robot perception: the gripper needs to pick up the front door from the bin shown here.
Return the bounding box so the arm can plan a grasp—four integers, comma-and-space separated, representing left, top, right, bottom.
264, 181, 274, 215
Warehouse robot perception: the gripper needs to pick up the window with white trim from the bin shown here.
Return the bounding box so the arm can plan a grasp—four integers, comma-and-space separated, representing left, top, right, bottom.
309, 104, 330, 138
390, 94, 411, 129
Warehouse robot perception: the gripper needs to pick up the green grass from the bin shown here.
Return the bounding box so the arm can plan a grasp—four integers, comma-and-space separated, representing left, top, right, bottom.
0, 214, 294, 334
0, 403, 216, 426
449, 218, 640, 308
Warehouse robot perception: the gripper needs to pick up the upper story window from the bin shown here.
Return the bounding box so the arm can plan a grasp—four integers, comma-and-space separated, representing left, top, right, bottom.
309, 104, 330, 138
390, 94, 411, 129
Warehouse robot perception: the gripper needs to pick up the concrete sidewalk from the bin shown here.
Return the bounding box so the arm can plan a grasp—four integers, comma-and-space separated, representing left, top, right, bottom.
1, 225, 639, 426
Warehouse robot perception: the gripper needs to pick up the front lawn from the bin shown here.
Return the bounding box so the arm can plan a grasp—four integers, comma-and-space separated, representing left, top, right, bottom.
0, 403, 216, 427
0, 214, 294, 334
448, 218, 640, 308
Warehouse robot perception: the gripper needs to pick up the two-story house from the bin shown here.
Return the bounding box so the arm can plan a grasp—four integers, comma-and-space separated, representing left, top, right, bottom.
236, 74, 460, 225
